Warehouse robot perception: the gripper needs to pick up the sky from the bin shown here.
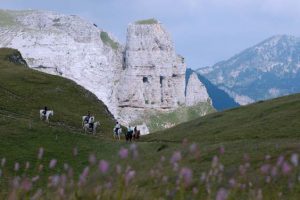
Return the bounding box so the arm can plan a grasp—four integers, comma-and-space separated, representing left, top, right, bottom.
1, 0, 300, 68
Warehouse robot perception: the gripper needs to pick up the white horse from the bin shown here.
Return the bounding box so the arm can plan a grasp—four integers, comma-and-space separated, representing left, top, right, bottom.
113, 127, 122, 140
82, 115, 95, 127
40, 110, 54, 123
83, 121, 100, 135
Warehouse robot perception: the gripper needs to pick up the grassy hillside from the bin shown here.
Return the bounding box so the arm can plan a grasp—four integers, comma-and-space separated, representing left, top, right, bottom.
145, 93, 300, 169
1, 48, 300, 199
133, 102, 215, 132
0, 48, 118, 178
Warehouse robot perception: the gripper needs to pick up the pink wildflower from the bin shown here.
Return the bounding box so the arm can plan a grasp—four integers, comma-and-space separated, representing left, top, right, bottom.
116, 164, 122, 174
89, 154, 97, 165
212, 156, 219, 168
38, 164, 43, 172
260, 164, 270, 174
49, 159, 57, 169
219, 146, 225, 155
125, 170, 135, 185
180, 167, 193, 187
64, 163, 69, 171
25, 161, 30, 170
21, 178, 32, 191
38, 147, 44, 160
119, 148, 128, 159
216, 188, 228, 200
276, 155, 284, 166
32, 176, 40, 182
14, 162, 20, 171
79, 167, 89, 185
271, 167, 278, 177
282, 162, 292, 175
1, 158, 6, 167
73, 147, 78, 156
265, 155, 271, 160
189, 143, 198, 154
291, 153, 298, 167
99, 160, 109, 174
229, 178, 236, 187
170, 151, 182, 164
50, 175, 60, 187
193, 187, 199, 195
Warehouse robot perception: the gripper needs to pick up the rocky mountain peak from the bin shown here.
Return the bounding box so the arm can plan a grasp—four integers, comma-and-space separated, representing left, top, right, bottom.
198, 35, 300, 105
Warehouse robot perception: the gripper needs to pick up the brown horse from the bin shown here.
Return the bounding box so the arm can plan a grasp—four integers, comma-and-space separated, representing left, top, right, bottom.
133, 128, 140, 140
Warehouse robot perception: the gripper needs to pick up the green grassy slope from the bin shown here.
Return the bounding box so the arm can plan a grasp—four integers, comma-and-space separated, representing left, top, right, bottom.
0, 48, 114, 132
0, 48, 117, 177
144, 94, 300, 171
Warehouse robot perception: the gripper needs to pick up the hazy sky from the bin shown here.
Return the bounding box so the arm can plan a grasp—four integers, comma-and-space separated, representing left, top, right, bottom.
1, 0, 300, 68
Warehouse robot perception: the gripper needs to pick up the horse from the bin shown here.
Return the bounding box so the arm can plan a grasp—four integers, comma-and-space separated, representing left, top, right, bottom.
113, 127, 122, 141
83, 119, 100, 135
133, 129, 140, 140
82, 115, 95, 127
40, 110, 54, 123
126, 131, 132, 142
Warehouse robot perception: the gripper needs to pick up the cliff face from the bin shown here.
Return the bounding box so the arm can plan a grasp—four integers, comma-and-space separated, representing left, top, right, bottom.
0, 10, 123, 119
185, 72, 210, 106
117, 22, 187, 123
0, 10, 214, 133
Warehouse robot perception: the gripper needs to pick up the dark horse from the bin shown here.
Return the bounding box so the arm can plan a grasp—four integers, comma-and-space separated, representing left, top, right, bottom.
126, 129, 133, 142
133, 127, 140, 140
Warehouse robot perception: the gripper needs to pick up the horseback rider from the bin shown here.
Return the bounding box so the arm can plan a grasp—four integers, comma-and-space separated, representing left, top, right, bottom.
43, 106, 48, 116
84, 112, 91, 124
114, 121, 121, 134
89, 115, 94, 130
133, 126, 137, 137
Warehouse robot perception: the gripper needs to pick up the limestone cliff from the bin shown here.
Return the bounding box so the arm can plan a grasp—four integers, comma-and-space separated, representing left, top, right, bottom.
0, 10, 214, 133
117, 21, 187, 124
185, 72, 211, 106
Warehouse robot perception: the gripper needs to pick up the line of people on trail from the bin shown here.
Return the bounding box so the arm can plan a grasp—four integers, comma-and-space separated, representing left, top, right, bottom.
39, 106, 140, 139
113, 122, 140, 142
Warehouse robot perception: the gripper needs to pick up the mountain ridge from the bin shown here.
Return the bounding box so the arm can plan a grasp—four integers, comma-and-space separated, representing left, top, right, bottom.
198, 34, 300, 105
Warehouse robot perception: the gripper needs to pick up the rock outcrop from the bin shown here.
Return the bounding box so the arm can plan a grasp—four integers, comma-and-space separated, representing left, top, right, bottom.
0, 10, 214, 133
117, 21, 187, 123
185, 72, 210, 106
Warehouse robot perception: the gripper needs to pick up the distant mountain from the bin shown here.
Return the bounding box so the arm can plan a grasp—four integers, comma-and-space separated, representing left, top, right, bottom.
198, 35, 300, 105
186, 68, 239, 111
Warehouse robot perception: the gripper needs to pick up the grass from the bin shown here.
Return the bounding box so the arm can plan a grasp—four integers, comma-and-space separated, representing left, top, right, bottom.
1, 48, 300, 198
100, 31, 119, 50
0, 48, 117, 178
135, 18, 158, 25
134, 102, 215, 132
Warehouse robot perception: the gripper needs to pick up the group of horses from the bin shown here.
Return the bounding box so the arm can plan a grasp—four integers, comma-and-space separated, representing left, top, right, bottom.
39, 109, 140, 140
113, 127, 140, 142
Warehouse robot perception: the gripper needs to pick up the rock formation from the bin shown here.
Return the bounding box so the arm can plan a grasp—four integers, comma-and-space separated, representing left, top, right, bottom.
185, 72, 210, 106
0, 10, 214, 133
117, 21, 187, 123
